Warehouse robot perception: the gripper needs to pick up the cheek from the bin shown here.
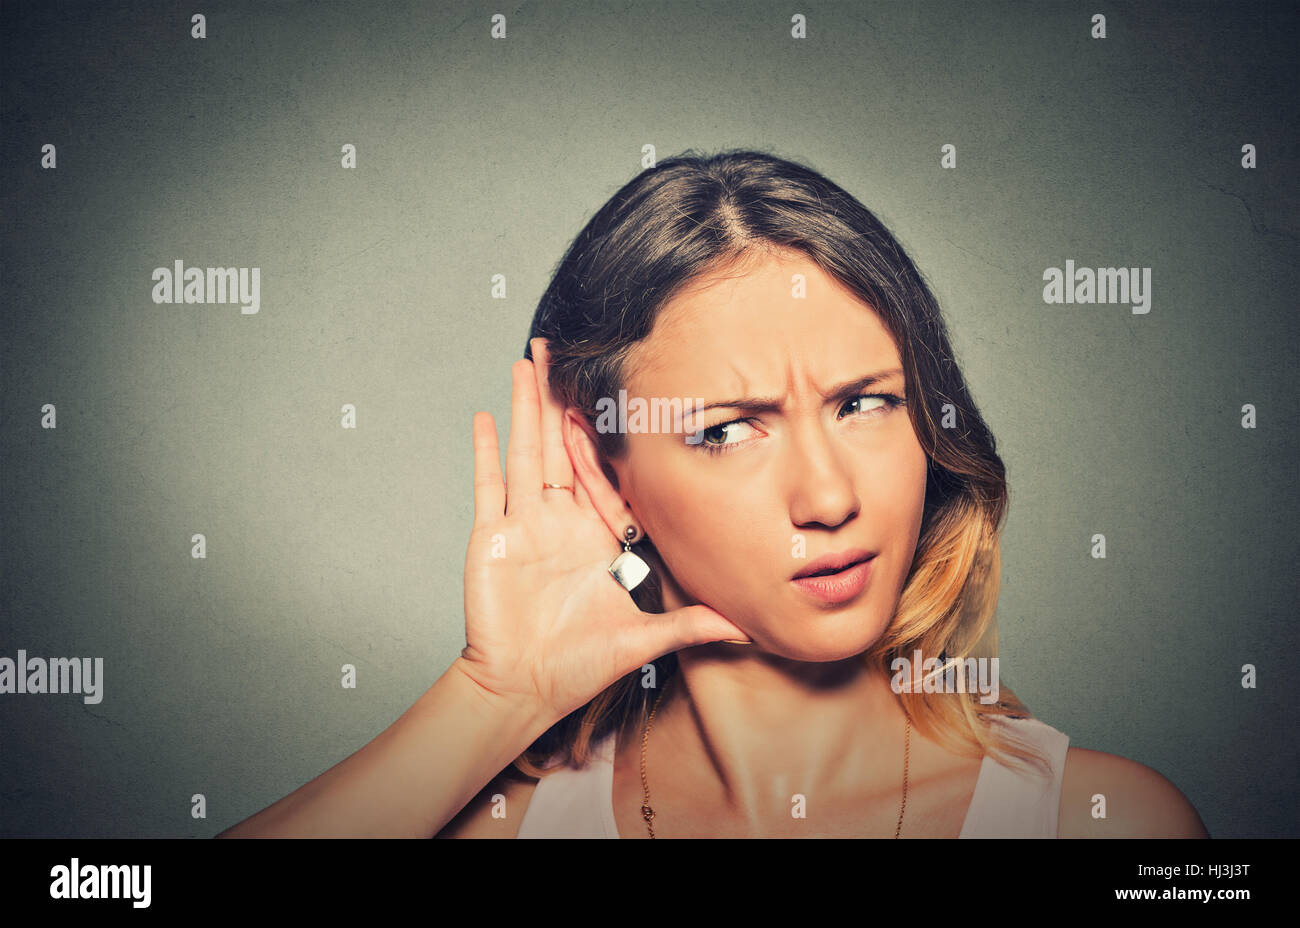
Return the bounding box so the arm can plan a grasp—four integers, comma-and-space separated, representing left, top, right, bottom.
867, 435, 930, 577
639, 477, 751, 572
627, 456, 770, 603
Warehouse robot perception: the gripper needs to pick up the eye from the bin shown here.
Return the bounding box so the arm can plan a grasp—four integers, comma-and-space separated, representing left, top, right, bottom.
838, 393, 905, 419
687, 419, 758, 455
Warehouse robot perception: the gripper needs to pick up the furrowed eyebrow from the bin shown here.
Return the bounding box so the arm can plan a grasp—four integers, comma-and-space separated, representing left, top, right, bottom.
693, 368, 905, 415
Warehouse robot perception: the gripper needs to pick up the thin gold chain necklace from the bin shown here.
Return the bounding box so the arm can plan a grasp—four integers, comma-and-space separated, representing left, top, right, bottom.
639, 676, 911, 838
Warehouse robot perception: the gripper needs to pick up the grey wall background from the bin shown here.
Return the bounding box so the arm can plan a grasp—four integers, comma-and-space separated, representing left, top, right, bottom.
1, 0, 1295, 838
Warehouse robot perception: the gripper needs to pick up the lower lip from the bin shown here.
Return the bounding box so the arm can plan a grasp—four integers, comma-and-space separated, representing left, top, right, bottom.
791, 558, 874, 604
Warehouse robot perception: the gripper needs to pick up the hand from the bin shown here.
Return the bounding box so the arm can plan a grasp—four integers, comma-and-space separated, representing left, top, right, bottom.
457, 338, 751, 726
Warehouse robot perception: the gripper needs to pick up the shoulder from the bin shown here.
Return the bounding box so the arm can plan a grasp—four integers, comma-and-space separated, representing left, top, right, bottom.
434, 770, 540, 839
1057, 747, 1208, 838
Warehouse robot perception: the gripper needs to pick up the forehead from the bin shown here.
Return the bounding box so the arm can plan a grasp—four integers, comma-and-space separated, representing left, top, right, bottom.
626, 250, 900, 390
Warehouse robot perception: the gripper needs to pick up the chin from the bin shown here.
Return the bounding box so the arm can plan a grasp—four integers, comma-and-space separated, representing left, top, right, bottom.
762, 644, 871, 663
745, 616, 885, 664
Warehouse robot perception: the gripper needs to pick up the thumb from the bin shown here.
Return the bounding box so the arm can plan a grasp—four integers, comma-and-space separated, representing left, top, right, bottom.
628, 603, 753, 659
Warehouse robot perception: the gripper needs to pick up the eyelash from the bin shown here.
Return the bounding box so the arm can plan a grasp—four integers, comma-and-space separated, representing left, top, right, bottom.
690, 393, 907, 457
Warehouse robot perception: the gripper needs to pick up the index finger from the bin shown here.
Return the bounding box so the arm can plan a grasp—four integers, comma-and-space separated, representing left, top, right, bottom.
530, 337, 575, 491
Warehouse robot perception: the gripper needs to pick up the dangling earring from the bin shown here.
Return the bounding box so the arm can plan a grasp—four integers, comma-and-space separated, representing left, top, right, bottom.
608, 524, 651, 591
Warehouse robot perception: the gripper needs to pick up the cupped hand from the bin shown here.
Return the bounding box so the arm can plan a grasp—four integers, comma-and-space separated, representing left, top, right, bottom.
458, 338, 750, 726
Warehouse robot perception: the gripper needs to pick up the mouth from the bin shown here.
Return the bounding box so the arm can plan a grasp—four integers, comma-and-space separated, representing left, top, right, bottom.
790, 549, 877, 605
791, 548, 876, 580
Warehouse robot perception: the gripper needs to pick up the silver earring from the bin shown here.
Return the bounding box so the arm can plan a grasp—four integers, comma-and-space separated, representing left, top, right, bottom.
608, 525, 651, 592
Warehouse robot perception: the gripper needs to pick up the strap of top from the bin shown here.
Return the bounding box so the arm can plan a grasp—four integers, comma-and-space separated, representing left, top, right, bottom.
516, 734, 619, 838
958, 715, 1071, 838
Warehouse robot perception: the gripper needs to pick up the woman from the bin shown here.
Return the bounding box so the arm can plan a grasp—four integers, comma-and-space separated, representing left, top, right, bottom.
219, 149, 1208, 839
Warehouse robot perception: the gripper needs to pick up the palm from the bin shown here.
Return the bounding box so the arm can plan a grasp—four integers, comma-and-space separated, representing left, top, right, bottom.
463, 494, 646, 718
457, 339, 749, 727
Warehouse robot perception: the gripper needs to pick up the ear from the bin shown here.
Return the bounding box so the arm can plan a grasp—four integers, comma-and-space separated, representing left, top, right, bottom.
561, 408, 643, 544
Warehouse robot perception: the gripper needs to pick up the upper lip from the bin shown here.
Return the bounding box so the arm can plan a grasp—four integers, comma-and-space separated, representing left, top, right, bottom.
792, 548, 876, 580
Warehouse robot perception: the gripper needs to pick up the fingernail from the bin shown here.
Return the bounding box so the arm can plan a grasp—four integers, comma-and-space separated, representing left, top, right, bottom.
722, 638, 752, 645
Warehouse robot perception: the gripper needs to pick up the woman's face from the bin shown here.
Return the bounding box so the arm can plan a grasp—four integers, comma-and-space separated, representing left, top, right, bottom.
609, 249, 930, 662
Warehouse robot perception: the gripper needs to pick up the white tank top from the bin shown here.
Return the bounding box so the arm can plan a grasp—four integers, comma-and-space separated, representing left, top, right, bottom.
517, 715, 1070, 838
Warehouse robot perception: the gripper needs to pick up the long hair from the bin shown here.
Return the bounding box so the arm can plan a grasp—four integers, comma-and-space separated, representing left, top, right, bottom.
511, 148, 1049, 780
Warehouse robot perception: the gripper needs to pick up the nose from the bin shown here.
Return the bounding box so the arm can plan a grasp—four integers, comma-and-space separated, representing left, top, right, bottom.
784, 418, 860, 529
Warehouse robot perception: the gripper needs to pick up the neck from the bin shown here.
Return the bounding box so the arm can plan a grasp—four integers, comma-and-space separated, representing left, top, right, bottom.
648, 644, 908, 827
